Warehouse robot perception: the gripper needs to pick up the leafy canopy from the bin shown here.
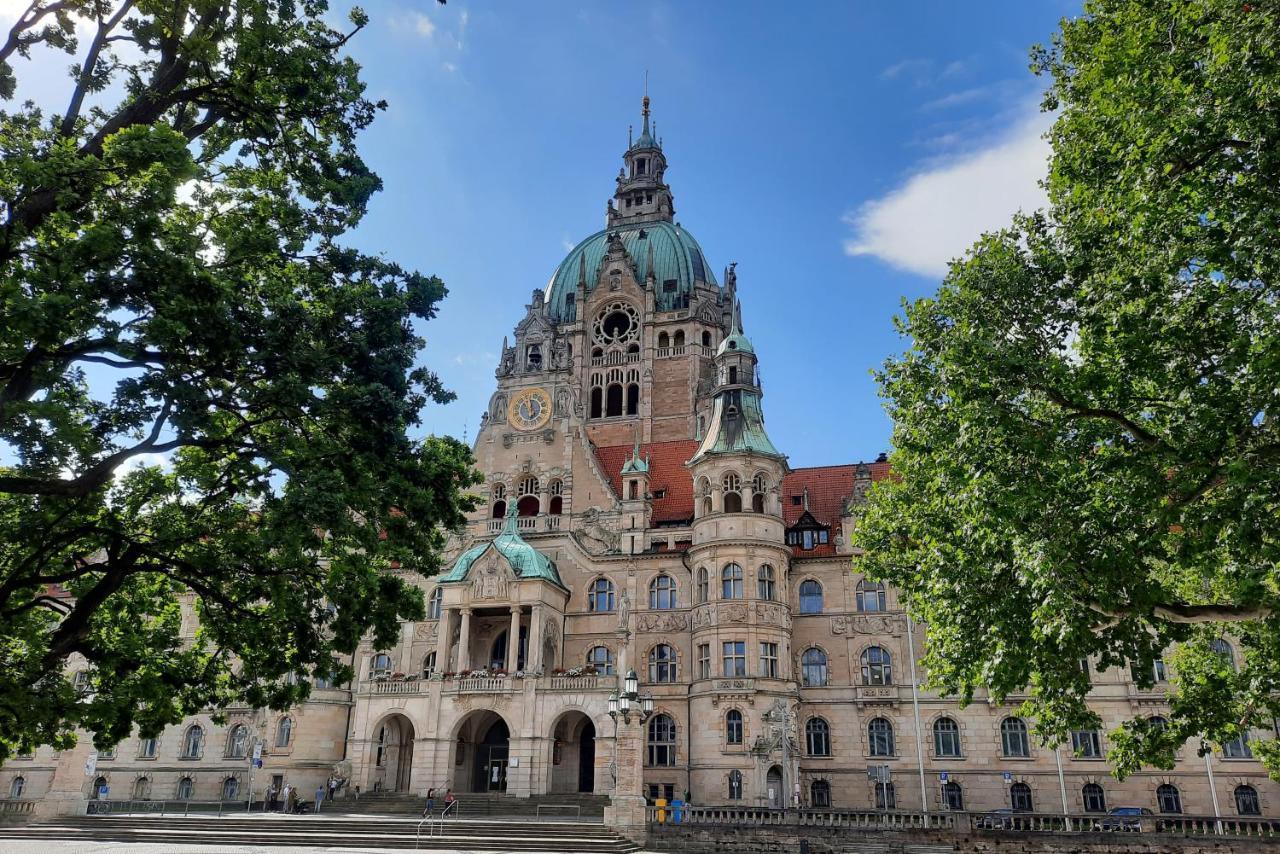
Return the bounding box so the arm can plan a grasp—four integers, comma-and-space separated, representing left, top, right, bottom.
0, 0, 477, 762
854, 0, 1280, 778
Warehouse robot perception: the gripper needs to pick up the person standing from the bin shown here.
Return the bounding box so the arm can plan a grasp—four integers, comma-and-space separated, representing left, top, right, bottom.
314, 785, 324, 813
422, 787, 435, 818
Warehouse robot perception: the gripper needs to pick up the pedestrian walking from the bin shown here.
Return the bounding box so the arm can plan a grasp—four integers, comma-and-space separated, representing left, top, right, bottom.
284, 783, 295, 814
443, 789, 455, 812
422, 787, 435, 817
315, 786, 324, 813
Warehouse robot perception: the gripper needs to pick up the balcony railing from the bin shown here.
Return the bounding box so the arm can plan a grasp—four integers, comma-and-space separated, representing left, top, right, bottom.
486, 515, 562, 534
589, 352, 641, 367
366, 679, 426, 695
451, 676, 516, 694
547, 675, 601, 691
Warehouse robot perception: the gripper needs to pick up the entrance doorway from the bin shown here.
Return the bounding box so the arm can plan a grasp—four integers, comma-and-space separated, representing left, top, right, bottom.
550, 711, 597, 794
476, 720, 509, 792
370, 713, 415, 793
767, 766, 783, 809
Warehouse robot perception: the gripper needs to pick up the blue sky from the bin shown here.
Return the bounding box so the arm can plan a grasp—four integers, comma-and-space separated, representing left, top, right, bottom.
337, 0, 1076, 467
3, 0, 1080, 470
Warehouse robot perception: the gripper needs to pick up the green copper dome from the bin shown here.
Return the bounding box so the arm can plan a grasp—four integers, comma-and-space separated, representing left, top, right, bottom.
717, 332, 754, 356
437, 510, 564, 589
545, 221, 717, 319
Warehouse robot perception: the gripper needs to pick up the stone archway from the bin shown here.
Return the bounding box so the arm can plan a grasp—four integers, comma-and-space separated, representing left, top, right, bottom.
369, 713, 415, 793
766, 765, 783, 809
549, 711, 597, 794
453, 710, 511, 793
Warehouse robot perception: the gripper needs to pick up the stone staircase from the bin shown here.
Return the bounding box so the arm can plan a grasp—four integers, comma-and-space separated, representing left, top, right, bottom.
339, 791, 610, 820
0, 812, 639, 852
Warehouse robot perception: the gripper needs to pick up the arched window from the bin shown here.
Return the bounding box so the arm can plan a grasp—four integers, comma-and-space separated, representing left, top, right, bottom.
721, 563, 744, 599
649, 644, 677, 683
132, 777, 150, 799
138, 737, 157, 758
649, 574, 677, 610
176, 777, 194, 800
696, 567, 709, 603
371, 653, 392, 677
626, 384, 639, 415
702, 330, 712, 348
1001, 718, 1030, 757
590, 387, 602, 419
1011, 782, 1033, 811
856, 579, 887, 612
933, 717, 962, 757
810, 779, 831, 808
182, 725, 203, 759
92, 775, 107, 797
222, 776, 240, 801
423, 651, 437, 678
727, 769, 743, 800
491, 483, 506, 519
806, 717, 831, 756
587, 645, 614, 676
427, 587, 443, 620
801, 648, 828, 687
757, 564, 776, 601
1082, 783, 1106, 813
751, 472, 767, 513
726, 710, 743, 745
588, 577, 615, 612
226, 725, 249, 758
798, 579, 823, 614
722, 471, 743, 513
868, 718, 894, 757
647, 714, 676, 766
547, 479, 563, 515
8, 777, 24, 798
517, 494, 539, 517
1235, 784, 1261, 816
1211, 638, 1236, 671
674, 330, 685, 347
875, 781, 896, 810
606, 384, 623, 417
860, 646, 892, 686
1156, 783, 1182, 814
1148, 715, 1169, 734
942, 781, 964, 810
658, 331, 669, 348
275, 717, 293, 748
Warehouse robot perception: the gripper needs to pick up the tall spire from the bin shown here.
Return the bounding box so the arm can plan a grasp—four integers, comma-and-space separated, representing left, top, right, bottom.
609, 84, 672, 227
642, 70, 651, 138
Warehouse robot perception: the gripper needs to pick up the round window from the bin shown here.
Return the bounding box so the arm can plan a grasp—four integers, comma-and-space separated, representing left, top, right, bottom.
593, 302, 640, 345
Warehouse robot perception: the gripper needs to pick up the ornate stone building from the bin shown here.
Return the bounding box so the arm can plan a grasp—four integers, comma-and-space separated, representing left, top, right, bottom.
5, 98, 1276, 824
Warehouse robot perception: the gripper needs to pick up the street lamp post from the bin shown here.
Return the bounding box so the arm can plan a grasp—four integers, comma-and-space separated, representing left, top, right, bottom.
607, 669, 654, 786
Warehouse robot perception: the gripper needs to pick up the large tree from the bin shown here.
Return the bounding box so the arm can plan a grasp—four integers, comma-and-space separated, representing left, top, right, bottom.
0, 0, 476, 763
855, 0, 1280, 778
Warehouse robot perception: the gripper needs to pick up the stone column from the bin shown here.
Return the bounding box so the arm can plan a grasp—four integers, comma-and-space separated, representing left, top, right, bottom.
603, 715, 648, 840
434, 608, 454, 676
457, 607, 473, 672
528, 605, 544, 672
506, 606, 521, 673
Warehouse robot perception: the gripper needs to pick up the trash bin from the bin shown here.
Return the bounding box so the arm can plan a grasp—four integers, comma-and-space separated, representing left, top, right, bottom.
655, 797, 667, 824
671, 798, 684, 824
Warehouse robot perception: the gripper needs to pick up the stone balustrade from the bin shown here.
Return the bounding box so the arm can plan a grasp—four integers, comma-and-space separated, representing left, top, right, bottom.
646, 806, 1279, 839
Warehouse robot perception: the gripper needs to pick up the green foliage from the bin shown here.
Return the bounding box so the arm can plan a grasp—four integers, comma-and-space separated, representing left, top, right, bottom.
0, 1, 479, 763
855, 0, 1280, 779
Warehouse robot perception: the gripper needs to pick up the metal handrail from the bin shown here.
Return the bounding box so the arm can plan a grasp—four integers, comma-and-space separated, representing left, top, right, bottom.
416, 799, 459, 848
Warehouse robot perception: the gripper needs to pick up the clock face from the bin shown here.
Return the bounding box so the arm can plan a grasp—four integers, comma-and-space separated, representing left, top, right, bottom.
508, 387, 552, 431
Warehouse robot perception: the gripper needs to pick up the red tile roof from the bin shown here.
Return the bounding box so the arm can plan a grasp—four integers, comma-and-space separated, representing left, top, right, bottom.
782, 461, 891, 558
594, 439, 700, 523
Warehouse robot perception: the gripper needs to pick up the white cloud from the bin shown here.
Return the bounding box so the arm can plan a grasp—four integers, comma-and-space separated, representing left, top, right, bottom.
880, 58, 931, 81
843, 103, 1053, 279
408, 12, 435, 38
442, 61, 457, 73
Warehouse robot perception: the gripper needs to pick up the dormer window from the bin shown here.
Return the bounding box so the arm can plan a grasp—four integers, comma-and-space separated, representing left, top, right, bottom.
786, 510, 830, 550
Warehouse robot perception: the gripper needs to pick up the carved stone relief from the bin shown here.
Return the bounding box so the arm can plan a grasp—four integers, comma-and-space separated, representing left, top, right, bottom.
636, 613, 689, 633
830, 614, 905, 636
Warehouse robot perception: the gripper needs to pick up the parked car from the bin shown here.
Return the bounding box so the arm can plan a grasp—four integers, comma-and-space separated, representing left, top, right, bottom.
1097, 806, 1153, 831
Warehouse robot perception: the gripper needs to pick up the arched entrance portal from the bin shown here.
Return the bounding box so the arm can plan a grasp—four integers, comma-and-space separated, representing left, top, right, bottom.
550, 712, 596, 794
454, 711, 511, 793
370, 713, 415, 793
766, 765, 783, 809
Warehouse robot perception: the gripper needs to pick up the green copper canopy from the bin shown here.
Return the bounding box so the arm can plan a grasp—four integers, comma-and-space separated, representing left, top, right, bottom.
437, 509, 565, 589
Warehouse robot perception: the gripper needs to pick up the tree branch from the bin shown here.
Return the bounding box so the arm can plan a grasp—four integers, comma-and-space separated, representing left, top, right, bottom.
0, 1, 73, 66
60, 0, 136, 138
1089, 600, 1273, 627
1035, 385, 1163, 447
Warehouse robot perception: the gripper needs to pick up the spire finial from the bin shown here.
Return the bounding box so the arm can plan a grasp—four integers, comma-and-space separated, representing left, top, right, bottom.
642, 71, 651, 136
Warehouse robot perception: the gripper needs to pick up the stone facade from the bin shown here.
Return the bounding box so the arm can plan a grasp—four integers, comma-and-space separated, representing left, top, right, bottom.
5, 99, 1277, 826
